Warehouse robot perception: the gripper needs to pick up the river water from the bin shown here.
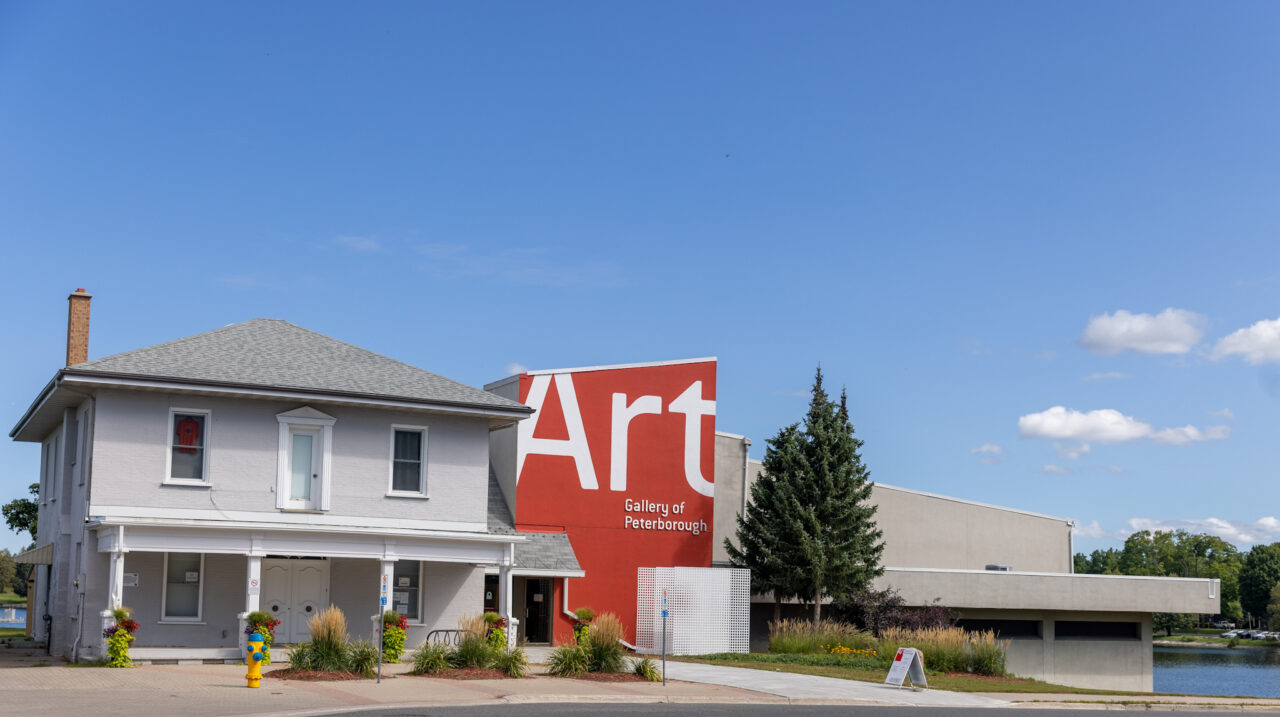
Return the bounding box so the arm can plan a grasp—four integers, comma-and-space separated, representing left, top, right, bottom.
1154, 646, 1280, 698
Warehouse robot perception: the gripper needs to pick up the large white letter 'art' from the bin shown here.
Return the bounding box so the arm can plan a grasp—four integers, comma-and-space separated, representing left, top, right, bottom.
518, 374, 599, 490
668, 381, 716, 497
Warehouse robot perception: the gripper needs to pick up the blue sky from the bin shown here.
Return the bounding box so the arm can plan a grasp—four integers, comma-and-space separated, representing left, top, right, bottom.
2, 1, 1278, 556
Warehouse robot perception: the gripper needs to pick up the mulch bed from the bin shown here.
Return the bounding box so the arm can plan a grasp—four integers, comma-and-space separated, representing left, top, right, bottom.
565, 672, 648, 682
414, 667, 510, 680
264, 668, 371, 681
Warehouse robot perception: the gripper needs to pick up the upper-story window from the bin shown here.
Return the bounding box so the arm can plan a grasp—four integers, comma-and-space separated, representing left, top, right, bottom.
276, 406, 336, 511
167, 409, 210, 485
388, 426, 428, 497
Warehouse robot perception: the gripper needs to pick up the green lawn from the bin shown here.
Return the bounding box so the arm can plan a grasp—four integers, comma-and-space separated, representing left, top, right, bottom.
677, 654, 1151, 695
1159, 634, 1279, 647
0, 593, 26, 606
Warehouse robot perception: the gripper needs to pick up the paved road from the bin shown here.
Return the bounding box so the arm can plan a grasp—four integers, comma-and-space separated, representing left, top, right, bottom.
300, 706, 1248, 717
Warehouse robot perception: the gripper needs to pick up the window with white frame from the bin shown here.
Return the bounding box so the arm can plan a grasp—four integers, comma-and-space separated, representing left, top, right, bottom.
162, 553, 204, 621
276, 407, 336, 511
167, 409, 210, 483
389, 426, 427, 496
393, 561, 421, 621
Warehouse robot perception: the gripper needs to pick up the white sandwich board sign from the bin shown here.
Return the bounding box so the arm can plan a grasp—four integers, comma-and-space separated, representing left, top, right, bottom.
884, 647, 928, 689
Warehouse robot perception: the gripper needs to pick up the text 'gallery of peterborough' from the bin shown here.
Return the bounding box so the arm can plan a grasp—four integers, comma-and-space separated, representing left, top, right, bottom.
12, 290, 1214, 690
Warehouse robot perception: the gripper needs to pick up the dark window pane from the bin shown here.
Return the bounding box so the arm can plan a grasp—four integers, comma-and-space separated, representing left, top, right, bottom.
165, 553, 201, 619
394, 431, 421, 461
1055, 621, 1140, 640
956, 619, 1041, 639
392, 461, 420, 492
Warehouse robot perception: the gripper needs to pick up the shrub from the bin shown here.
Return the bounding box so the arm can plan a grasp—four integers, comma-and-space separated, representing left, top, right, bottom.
546, 644, 590, 676
288, 642, 314, 671
452, 633, 494, 669
348, 639, 378, 678
411, 643, 452, 675
632, 657, 662, 682
573, 606, 596, 623
586, 613, 626, 673
246, 610, 281, 664
483, 611, 501, 626
833, 588, 955, 635
492, 647, 529, 678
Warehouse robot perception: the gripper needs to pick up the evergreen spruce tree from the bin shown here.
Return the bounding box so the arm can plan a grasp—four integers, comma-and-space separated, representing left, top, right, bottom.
725, 423, 809, 621
781, 368, 884, 622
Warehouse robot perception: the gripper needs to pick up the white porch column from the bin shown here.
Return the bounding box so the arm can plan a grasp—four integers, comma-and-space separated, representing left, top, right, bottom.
245, 556, 262, 613
107, 551, 125, 610
499, 542, 517, 650
239, 555, 262, 652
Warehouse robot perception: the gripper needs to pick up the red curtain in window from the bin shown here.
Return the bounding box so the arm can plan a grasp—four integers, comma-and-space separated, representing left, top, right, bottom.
176, 417, 201, 454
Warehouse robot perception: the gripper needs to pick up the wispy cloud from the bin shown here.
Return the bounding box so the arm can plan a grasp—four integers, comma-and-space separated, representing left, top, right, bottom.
1039, 464, 1071, 475
418, 243, 625, 289
1019, 406, 1229, 447
1127, 516, 1280, 545
333, 235, 382, 252
504, 363, 529, 376
970, 443, 1004, 455
1072, 520, 1118, 539
1078, 308, 1205, 355
1091, 465, 1126, 474
1055, 442, 1091, 460
1209, 408, 1234, 420
1083, 371, 1129, 382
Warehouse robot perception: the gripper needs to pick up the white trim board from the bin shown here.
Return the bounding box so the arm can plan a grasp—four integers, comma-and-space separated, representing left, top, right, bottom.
59, 374, 531, 420
88, 505, 512, 538
482, 566, 586, 578
483, 356, 716, 389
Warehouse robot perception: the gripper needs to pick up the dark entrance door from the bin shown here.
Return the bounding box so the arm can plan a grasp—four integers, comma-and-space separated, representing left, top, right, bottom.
523, 578, 551, 643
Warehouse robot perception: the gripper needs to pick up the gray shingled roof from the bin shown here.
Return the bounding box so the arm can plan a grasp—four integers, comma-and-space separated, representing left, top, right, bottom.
67, 319, 528, 412
488, 468, 582, 574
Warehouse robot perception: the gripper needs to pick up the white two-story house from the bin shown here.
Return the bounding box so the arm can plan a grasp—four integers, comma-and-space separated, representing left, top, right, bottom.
11, 291, 533, 661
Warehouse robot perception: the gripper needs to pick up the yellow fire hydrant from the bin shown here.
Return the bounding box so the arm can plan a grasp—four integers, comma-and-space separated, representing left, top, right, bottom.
245, 632, 265, 688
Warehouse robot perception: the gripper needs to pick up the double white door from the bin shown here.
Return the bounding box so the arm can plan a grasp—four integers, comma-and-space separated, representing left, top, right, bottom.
262, 558, 330, 644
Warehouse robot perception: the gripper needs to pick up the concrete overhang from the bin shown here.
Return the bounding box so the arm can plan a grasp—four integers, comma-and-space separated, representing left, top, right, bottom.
878, 567, 1220, 614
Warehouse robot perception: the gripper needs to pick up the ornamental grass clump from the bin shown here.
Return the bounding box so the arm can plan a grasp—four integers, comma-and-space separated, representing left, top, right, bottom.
632, 656, 662, 682
407, 614, 529, 678
769, 618, 873, 654
284, 605, 391, 677
586, 612, 626, 673
875, 626, 1006, 676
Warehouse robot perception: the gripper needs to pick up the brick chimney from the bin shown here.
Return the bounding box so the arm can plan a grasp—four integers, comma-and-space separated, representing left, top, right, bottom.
66, 288, 91, 366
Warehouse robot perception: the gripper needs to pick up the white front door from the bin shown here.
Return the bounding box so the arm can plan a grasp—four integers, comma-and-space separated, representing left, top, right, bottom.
261, 558, 331, 643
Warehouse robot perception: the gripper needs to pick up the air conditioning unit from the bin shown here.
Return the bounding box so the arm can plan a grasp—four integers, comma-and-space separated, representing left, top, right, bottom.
985, 564, 1012, 572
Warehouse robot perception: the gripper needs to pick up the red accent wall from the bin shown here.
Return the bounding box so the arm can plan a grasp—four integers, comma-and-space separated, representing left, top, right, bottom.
515, 361, 716, 644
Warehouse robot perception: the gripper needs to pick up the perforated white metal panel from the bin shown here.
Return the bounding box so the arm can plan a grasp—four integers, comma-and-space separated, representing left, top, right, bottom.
636, 567, 750, 655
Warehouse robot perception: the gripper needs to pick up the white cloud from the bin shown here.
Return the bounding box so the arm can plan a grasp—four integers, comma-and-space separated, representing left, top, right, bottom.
1209, 408, 1235, 420
970, 443, 1004, 455
1082, 371, 1129, 382
504, 363, 529, 376
1091, 465, 1126, 474
1072, 520, 1115, 539
1126, 517, 1280, 545
1213, 317, 1280, 364
1039, 464, 1070, 475
1054, 441, 1092, 460
1078, 308, 1205, 355
1019, 407, 1151, 444
333, 235, 382, 252
1019, 406, 1229, 447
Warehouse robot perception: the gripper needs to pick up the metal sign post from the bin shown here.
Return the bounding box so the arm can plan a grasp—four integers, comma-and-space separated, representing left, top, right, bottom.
661, 590, 668, 686
378, 573, 388, 684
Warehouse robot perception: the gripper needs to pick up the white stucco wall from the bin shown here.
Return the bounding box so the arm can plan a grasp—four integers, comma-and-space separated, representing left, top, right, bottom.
89, 389, 491, 527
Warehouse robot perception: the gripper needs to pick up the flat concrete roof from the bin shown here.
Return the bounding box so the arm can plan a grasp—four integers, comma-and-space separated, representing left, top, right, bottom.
880, 567, 1220, 615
